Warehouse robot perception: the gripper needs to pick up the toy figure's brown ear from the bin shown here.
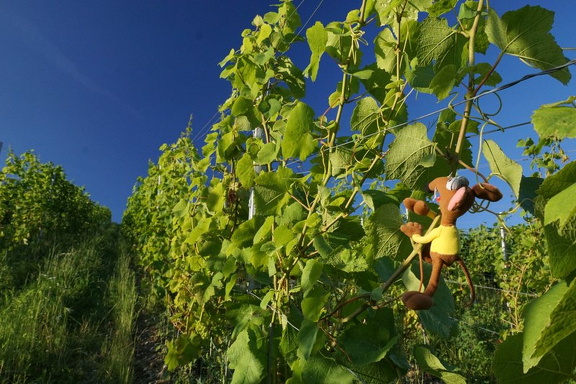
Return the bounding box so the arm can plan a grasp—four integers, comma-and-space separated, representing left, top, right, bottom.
471, 183, 503, 202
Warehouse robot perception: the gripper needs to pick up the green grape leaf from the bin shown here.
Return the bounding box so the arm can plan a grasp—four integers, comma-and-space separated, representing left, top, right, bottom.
232, 217, 263, 248
297, 318, 320, 360
532, 105, 576, 139
406, 62, 435, 93
301, 285, 328, 322
429, 64, 457, 100
272, 224, 294, 248
368, 204, 412, 260
295, 354, 355, 383
338, 308, 399, 365
361, 189, 403, 211
493, 332, 576, 384
172, 199, 188, 218
255, 142, 278, 165
528, 282, 576, 369
228, 329, 266, 384
206, 181, 225, 213
351, 96, 381, 136
325, 23, 358, 67
231, 96, 254, 117
536, 161, 576, 201
413, 345, 466, 384
277, 56, 306, 98
237, 153, 256, 188
185, 217, 212, 245
374, 28, 396, 72
278, 0, 301, 35
483, 139, 523, 198
518, 176, 543, 216
544, 183, 576, 229
254, 216, 274, 244
253, 167, 294, 216
373, 0, 402, 26
314, 235, 334, 259
281, 102, 317, 161
301, 259, 323, 294
385, 123, 448, 189
329, 146, 352, 177
417, 18, 455, 66
522, 282, 570, 371
536, 161, 576, 278
427, 0, 458, 17
304, 21, 328, 81
256, 23, 272, 45
486, 6, 571, 84
543, 217, 576, 280
164, 334, 202, 371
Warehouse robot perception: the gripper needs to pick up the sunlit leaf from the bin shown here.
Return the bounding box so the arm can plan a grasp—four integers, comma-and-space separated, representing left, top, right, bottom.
351, 96, 381, 136
486, 6, 571, 84
228, 329, 266, 384
483, 139, 523, 198
281, 102, 317, 161
533, 106, 576, 139
531, 282, 576, 368
301, 259, 323, 294
255, 142, 279, 165
304, 21, 327, 81
385, 123, 448, 188
537, 161, 576, 278
237, 153, 256, 188
417, 18, 455, 66
522, 282, 569, 371
413, 345, 466, 384
544, 183, 576, 229
253, 167, 294, 216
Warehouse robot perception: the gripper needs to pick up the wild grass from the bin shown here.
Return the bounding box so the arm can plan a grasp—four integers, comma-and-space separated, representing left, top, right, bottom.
101, 249, 138, 383
0, 228, 138, 384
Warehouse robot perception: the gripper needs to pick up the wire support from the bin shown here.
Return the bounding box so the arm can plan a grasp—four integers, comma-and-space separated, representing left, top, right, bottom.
325, 58, 576, 152
444, 279, 539, 298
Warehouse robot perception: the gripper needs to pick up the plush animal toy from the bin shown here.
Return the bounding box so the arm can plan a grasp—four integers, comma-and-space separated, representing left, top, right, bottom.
400, 176, 503, 310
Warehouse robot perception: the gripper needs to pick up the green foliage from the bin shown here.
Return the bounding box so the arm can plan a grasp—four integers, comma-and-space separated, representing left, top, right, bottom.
518, 97, 574, 176
122, 0, 575, 382
0, 150, 111, 250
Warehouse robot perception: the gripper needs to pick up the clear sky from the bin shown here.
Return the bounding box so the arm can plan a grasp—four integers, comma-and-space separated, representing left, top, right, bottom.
1, 1, 574, 225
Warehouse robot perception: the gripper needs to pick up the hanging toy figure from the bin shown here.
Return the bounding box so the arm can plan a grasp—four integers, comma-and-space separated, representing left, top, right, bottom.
400, 176, 503, 310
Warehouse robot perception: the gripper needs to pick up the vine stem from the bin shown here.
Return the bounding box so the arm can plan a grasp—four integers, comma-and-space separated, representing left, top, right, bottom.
295, 0, 367, 251
455, 0, 485, 156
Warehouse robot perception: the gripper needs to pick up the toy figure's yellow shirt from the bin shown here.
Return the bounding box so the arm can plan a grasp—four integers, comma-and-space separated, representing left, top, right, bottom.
411, 225, 460, 255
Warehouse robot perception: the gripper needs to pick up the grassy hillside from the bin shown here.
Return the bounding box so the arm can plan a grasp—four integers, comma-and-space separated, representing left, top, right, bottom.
0, 226, 138, 383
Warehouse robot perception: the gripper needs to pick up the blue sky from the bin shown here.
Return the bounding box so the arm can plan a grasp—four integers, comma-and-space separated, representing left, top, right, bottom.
1, 1, 574, 225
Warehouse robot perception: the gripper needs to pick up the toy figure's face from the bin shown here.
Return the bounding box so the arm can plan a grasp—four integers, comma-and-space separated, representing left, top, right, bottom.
427, 177, 475, 224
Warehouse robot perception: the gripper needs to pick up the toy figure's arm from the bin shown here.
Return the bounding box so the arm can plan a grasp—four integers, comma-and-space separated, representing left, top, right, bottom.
411, 227, 440, 244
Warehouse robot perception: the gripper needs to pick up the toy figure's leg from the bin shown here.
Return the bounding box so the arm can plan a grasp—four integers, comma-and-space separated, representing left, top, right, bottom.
401, 254, 443, 310
423, 256, 443, 297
